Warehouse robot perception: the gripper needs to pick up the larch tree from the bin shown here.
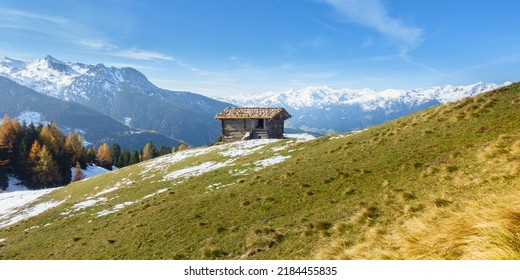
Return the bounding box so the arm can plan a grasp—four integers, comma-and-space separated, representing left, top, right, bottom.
177, 143, 188, 151
0, 114, 21, 167
96, 143, 112, 170
72, 161, 85, 182
65, 131, 86, 168
33, 145, 61, 187
27, 140, 42, 171
141, 142, 155, 161
39, 122, 71, 185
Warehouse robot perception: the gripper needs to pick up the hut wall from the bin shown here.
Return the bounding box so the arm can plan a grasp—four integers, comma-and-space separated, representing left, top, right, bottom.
221, 117, 286, 142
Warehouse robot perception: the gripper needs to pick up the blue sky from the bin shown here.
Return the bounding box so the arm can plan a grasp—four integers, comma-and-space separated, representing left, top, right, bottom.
1, 0, 519, 97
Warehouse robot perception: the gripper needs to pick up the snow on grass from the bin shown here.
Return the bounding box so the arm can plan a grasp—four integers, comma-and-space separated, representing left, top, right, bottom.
95, 188, 171, 218
162, 160, 235, 183
229, 168, 249, 177
0, 199, 65, 228
219, 139, 279, 157
92, 182, 122, 198
328, 129, 366, 140
70, 197, 108, 212
0, 176, 65, 228
139, 139, 281, 179
96, 201, 135, 217
253, 155, 292, 172
139, 145, 222, 177
81, 165, 111, 180
0, 187, 59, 217
142, 188, 169, 200
284, 133, 316, 142
207, 182, 235, 191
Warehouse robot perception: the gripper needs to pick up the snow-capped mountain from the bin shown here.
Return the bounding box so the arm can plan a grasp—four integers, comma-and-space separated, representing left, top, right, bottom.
0, 56, 232, 146
0, 76, 180, 150
0, 55, 90, 98
219, 82, 511, 134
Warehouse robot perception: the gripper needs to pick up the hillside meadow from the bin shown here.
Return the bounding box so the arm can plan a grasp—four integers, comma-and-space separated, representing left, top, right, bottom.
0, 82, 520, 259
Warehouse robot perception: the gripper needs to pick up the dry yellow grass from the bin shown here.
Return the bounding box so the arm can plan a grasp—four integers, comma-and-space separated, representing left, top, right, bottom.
317, 127, 520, 260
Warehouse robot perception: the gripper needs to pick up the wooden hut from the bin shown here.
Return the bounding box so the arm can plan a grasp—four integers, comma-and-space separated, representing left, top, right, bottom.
215, 107, 291, 142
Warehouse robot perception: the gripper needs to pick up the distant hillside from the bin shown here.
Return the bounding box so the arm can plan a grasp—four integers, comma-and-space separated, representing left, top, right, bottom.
220, 82, 510, 134
1, 82, 520, 260
0, 77, 180, 150
0, 56, 232, 146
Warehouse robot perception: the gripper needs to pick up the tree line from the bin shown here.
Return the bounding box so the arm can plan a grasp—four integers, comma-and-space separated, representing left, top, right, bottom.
0, 115, 186, 190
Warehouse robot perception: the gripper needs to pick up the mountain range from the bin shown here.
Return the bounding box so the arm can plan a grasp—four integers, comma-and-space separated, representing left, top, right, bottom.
0, 76, 180, 150
0, 56, 231, 146
218, 82, 511, 134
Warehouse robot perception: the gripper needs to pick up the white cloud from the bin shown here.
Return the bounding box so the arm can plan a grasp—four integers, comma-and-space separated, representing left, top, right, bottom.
323, 0, 423, 46
111, 49, 174, 61
0, 7, 68, 25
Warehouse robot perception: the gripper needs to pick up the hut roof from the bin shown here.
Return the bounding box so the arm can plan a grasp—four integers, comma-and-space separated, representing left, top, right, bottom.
215, 107, 291, 120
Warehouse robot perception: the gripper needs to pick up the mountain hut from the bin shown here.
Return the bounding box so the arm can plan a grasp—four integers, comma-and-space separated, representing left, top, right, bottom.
215, 107, 291, 142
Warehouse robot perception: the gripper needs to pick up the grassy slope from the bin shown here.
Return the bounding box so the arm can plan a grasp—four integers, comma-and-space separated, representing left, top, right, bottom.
1, 82, 520, 260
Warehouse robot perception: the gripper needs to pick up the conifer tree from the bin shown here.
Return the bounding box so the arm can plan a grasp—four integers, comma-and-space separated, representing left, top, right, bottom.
87, 145, 97, 165
141, 142, 155, 161
96, 143, 112, 170
14, 122, 39, 180
177, 143, 188, 151
28, 140, 42, 171
119, 148, 130, 167
157, 145, 170, 156
33, 145, 61, 188
110, 143, 121, 167
65, 131, 86, 168
39, 122, 71, 185
0, 114, 21, 167
129, 150, 140, 165
72, 161, 85, 182
39, 123, 62, 156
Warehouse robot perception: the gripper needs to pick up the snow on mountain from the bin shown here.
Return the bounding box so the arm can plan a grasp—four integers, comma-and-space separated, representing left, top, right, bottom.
0, 55, 231, 146
0, 55, 90, 99
219, 82, 511, 134
221, 82, 510, 110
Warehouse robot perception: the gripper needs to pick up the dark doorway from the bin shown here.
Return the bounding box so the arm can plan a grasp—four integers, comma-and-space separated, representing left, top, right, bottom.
256, 119, 264, 129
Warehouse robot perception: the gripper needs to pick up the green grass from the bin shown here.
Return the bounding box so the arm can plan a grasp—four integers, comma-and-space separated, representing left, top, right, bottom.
1, 82, 520, 259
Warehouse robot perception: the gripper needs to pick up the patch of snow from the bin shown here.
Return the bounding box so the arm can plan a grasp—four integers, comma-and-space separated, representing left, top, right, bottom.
124, 117, 132, 127
5, 176, 29, 192
163, 160, 235, 182
92, 182, 122, 197
0, 199, 65, 228
328, 134, 347, 140
16, 111, 48, 126
328, 129, 366, 140
207, 182, 235, 191
253, 155, 292, 172
81, 165, 111, 180
284, 133, 316, 142
229, 168, 249, 176
0, 176, 65, 228
96, 201, 135, 217
139, 145, 223, 177
70, 197, 107, 211
0, 187, 58, 216
219, 139, 279, 157
142, 188, 169, 200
